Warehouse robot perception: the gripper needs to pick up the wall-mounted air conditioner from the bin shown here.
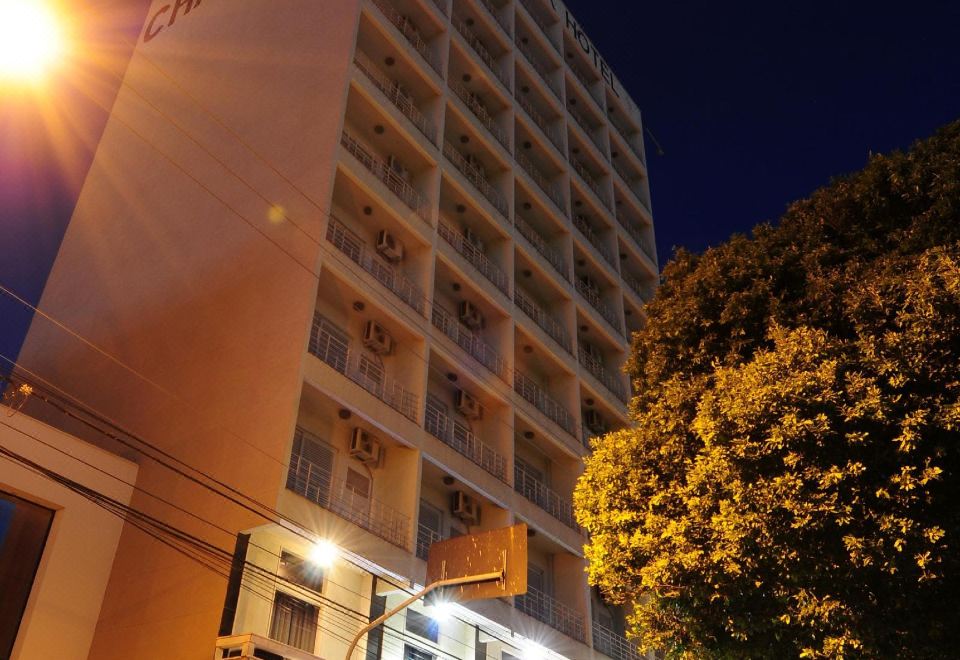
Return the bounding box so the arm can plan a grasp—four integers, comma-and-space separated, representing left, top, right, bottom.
363, 320, 394, 355
455, 389, 482, 420
350, 427, 382, 466
376, 230, 404, 262
387, 155, 410, 181
452, 490, 479, 524
458, 300, 484, 330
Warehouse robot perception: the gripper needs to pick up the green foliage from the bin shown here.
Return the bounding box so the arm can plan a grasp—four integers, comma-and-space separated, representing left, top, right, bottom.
576, 121, 960, 658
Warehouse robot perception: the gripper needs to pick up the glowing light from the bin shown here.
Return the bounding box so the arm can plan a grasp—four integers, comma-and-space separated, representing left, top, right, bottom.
308, 539, 339, 568
522, 640, 548, 660
426, 598, 455, 624
267, 204, 286, 224
0, 1, 66, 81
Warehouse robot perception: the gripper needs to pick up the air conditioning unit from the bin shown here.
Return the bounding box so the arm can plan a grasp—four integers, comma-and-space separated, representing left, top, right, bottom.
458, 300, 484, 330
584, 409, 606, 432
376, 230, 404, 262
463, 226, 485, 252
386, 155, 410, 181
350, 427, 382, 465
455, 389, 482, 420
363, 320, 394, 355
452, 490, 479, 524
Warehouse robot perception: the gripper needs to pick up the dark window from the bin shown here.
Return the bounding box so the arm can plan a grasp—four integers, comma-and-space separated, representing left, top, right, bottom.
277, 550, 324, 592
365, 592, 387, 660
403, 644, 435, 660
405, 608, 439, 643
0, 491, 54, 659
269, 592, 318, 653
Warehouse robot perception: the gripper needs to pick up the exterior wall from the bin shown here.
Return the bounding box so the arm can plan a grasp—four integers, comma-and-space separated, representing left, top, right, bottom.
0, 407, 137, 660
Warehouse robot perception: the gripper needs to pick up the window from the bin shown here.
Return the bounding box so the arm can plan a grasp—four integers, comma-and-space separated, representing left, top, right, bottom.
0, 491, 54, 659
310, 315, 349, 373
405, 608, 439, 643
270, 592, 318, 653
416, 500, 443, 560
403, 643, 435, 660
286, 427, 335, 507
345, 468, 371, 499
277, 550, 324, 592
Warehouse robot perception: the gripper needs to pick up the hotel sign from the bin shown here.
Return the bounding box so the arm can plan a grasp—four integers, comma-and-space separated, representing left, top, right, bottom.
549, 0, 622, 98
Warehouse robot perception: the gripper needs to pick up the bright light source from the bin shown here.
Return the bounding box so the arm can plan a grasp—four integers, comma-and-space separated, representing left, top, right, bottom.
522, 640, 548, 660
0, 0, 65, 81
308, 539, 339, 568
426, 598, 455, 624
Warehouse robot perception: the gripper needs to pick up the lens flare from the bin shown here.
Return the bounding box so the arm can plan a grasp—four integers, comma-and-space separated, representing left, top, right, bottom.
0, 0, 65, 80
308, 539, 339, 568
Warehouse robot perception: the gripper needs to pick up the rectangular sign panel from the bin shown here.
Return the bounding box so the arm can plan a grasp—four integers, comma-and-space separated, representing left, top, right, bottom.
425, 523, 528, 603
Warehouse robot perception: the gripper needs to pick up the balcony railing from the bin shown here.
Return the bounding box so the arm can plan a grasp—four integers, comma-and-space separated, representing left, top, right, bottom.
449, 79, 510, 151
514, 370, 576, 437
515, 215, 567, 280
593, 622, 643, 660
609, 113, 645, 165
623, 274, 655, 304
516, 92, 564, 152
518, 0, 558, 52
569, 103, 606, 153
326, 216, 426, 315
579, 349, 627, 404
515, 585, 586, 642
516, 37, 562, 99
354, 51, 436, 144
516, 150, 565, 211
438, 221, 510, 295
370, 0, 443, 75
612, 157, 639, 187
416, 522, 444, 560
287, 428, 410, 549
432, 303, 507, 380
309, 312, 420, 421
571, 157, 611, 211
570, 64, 602, 106
514, 460, 577, 529
443, 140, 509, 217
340, 131, 432, 225
575, 278, 622, 335
514, 288, 571, 354
573, 214, 616, 268
616, 214, 657, 265
425, 397, 508, 480
453, 16, 510, 88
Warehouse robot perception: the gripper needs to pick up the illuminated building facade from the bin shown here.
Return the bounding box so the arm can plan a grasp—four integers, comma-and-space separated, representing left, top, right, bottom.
14, 0, 657, 658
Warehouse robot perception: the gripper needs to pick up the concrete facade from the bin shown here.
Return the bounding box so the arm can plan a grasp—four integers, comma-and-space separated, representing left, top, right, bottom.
16, 0, 657, 658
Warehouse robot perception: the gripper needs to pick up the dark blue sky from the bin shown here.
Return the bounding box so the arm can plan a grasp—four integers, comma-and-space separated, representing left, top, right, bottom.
564, 0, 960, 262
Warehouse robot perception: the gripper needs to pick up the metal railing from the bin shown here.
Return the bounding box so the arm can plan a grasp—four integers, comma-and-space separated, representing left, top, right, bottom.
571, 157, 611, 211
370, 0, 443, 75
579, 348, 627, 404
593, 622, 644, 660
515, 585, 586, 642
516, 37, 562, 99
326, 216, 426, 315
442, 140, 509, 217
514, 370, 577, 436
424, 398, 508, 480
575, 278, 622, 335
309, 312, 420, 421
416, 523, 443, 560
340, 131, 432, 225
514, 461, 577, 529
438, 221, 510, 295
623, 274, 655, 304
516, 150, 565, 211
616, 214, 657, 264
449, 79, 510, 151
514, 288, 571, 353
453, 15, 510, 88
354, 51, 436, 144
287, 429, 410, 549
515, 215, 568, 279
431, 303, 507, 380
516, 92, 564, 152
573, 214, 616, 268
518, 0, 558, 51
612, 157, 638, 187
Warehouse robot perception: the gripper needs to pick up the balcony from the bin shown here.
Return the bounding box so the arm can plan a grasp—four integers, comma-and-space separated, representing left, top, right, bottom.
573, 214, 616, 268
516, 37, 562, 99
516, 91, 564, 152
568, 103, 605, 154
612, 157, 639, 189
515, 215, 567, 280
287, 426, 411, 549
416, 521, 443, 560
515, 585, 586, 642
432, 303, 507, 379
518, 0, 558, 52
514, 369, 577, 437
609, 112, 645, 165
340, 131, 432, 225
327, 216, 426, 315
370, 0, 443, 75
623, 274, 655, 304
354, 51, 437, 145
579, 349, 627, 404
424, 396, 508, 480
478, 0, 510, 35
571, 157, 611, 211
449, 79, 510, 151
514, 460, 577, 529
308, 312, 420, 422
575, 278, 622, 335
443, 140, 509, 217
517, 150, 565, 211
514, 288, 571, 354
453, 15, 510, 89
438, 221, 510, 295
616, 214, 657, 265
593, 622, 644, 660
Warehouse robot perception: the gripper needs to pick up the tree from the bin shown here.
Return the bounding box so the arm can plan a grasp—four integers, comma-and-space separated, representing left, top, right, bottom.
575, 121, 960, 659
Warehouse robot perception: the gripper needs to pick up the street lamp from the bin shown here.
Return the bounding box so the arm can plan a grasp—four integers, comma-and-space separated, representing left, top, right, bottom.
0, 0, 65, 81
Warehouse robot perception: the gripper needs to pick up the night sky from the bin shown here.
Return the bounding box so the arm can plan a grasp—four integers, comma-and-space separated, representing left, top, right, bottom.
2, 1, 959, 361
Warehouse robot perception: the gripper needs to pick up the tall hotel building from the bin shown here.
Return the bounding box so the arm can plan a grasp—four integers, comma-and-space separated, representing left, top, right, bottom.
12, 0, 658, 659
